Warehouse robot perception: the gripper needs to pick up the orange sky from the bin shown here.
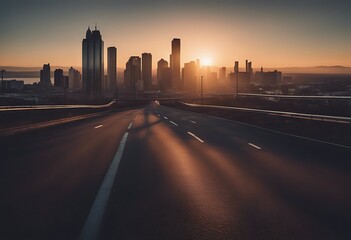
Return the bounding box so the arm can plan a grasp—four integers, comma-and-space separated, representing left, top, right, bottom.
1, 1, 350, 69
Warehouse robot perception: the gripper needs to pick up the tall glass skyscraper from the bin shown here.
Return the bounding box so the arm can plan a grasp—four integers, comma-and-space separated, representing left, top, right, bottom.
171, 38, 180, 91
107, 47, 117, 91
82, 27, 104, 99
142, 53, 152, 91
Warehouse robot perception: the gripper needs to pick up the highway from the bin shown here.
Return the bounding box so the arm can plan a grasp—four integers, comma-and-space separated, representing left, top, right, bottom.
0, 102, 350, 239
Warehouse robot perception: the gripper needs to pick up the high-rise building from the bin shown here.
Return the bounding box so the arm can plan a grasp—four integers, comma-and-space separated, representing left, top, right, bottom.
107, 47, 117, 91
69, 67, 81, 89
142, 53, 152, 91
54, 69, 64, 87
157, 58, 171, 92
219, 67, 227, 81
40, 64, 51, 86
183, 61, 197, 93
124, 56, 141, 90
82, 27, 104, 99
171, 38, 181, 91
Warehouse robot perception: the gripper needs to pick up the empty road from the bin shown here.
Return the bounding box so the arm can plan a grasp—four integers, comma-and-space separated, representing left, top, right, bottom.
1, 103, 350, 239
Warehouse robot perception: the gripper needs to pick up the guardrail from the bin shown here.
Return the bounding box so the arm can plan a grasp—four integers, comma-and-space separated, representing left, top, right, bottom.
201, 93, 351, 100
0, 101, 116, 112
180, 101, 351, 124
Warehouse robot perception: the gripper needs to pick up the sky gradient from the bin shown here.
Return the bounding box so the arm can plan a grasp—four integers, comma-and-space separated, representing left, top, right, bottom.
1, 0, 350, 69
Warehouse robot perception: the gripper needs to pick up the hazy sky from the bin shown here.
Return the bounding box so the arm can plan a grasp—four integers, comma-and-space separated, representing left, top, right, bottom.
1, 0, 350, 69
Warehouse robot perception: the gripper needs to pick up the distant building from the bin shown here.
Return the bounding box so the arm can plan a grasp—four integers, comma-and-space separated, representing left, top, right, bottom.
107, 47, 117, 91
54, 69, 64, 87
54, 68, 70, 88
82, 27, 104, 99
142, 53, 152, 91
171, 38, 181, 91
3, 80, 24, 90
254, 68, 282, 85
182, 61, 197, 93
232, 60, 252, 91
40, 63, 51, 86
124, 56, 141, 90
157, 58, 171, 92
68, 67, 81, 89
219, 67, 227, 81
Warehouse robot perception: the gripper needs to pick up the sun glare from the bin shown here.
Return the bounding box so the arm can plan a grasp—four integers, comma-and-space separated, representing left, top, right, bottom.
201, 57, 212, 66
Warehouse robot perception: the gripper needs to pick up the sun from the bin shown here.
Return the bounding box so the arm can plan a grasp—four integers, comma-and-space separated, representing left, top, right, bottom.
201, 57, 212, 66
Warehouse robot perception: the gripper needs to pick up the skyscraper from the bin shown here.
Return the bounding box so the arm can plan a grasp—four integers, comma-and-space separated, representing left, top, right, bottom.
69, 67, 81, 89
54, 68, 64, 87
171, 38, 181, 91
183, 61, 197, 93
157, 58, 171, 92
142, 53, 152, 91
107, 47, 117, 91
82, 27, 104, 99
124, 56, 141, 90
40, 63, 51, 86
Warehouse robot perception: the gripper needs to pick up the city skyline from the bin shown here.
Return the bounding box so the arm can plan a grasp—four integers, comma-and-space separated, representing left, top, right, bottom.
1, 0, 350, 69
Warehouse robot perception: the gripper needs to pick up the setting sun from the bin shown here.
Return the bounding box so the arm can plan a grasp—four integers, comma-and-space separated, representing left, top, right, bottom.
201, 57, 212, 66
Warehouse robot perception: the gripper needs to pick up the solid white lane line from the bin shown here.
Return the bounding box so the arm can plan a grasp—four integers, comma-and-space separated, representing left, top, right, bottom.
248, 143, 262, 150
187, 132, 204, 143
94, 125, 103, 129
128, 122, 133, 129
79, 132, 129, 240
190, 121, 197, 124
170, 121, 178, 126
164, 117, 168, 120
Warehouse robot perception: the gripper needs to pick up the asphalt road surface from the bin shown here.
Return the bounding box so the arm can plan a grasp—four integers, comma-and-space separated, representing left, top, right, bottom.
1, 103, 350, 240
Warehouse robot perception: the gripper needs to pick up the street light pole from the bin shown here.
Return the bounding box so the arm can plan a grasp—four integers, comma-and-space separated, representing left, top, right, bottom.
201, 75, 203, 106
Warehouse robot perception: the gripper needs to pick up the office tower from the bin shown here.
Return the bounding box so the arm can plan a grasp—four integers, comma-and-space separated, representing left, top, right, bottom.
171, 38, 181, 91
54, 69, 64, 87
234, 61, 239, 74
69, 67, 81, 89
107, 47, 117, 91
82, 26, 104, 99
183, 61, 197, 94
40, 63, 51, 86
219, 67, 227, 81
124, 56, 141, 90
157, 58, 171, 92
142, 53, 152, 91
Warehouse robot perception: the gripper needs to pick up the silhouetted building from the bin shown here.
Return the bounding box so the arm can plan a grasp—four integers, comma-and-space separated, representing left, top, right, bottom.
142, 53, 152, 91
68, 67, 81, 89
3, 80, 24, 90
232, 60, 252, 91
219, 67, 226, 81
171, 38, 181, 91
40, 64, 51, 86
54, 69, 64, 87
124, 56, 141, 90
254, 68, 282, 85
82, 27, 104, 99
182, 61, 197, 93
157, 59, 171, 92
107, 47, 117, 91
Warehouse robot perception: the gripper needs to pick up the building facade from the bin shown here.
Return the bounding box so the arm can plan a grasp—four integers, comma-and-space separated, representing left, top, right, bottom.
40, 63, 51, 86
107, 47, 117, 91
82, 27, 104, 99
142, 53, 152, 91
171, 38, 181, 91
124, 56, 141, 90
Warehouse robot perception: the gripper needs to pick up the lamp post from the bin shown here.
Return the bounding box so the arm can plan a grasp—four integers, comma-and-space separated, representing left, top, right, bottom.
201, 75, 203, 106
